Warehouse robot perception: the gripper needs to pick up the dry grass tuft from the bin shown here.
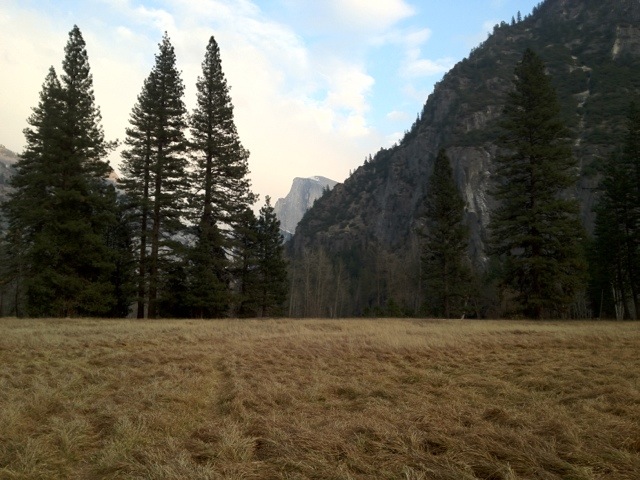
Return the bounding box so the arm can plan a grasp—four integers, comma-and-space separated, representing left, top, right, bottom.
0, 318, 639, 479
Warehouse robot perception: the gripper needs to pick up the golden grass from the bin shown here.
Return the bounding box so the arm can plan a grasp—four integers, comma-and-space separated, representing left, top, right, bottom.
0, 318, 638, 479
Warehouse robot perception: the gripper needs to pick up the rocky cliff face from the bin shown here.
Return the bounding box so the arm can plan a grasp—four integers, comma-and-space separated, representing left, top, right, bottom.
274, 176, 337, 235
294, 0, 640, 270
0, 145, 18, 203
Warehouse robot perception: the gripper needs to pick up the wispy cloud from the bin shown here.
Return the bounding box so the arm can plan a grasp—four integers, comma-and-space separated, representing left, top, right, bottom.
2, 0, 463, 201
328, 0, 415, 31
386, 110, 410, 122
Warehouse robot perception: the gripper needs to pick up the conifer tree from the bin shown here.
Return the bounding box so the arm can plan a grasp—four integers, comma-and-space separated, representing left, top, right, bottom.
120, 33, 189, 318
186, 35, 256, 316
255, 197, 288, 317
422, 148, 471, 318
232, 208, 260, 317
190, 35, 255, 226
592, 103, 640, 319
1, 69, 62, 316
490, 49, 585, 319
105, 194, 136, 318
186, 221, 228, 318
3, 26, 118, 317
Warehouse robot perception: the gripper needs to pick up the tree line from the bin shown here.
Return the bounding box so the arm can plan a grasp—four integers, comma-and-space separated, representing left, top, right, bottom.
0, 26, 287, 318
288, 48, 640, 320
1, 29, 637, 320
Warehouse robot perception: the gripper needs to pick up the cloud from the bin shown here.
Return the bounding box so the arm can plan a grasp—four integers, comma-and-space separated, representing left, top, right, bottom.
0, 3, 67, 153
403, 56, 455, 77
329, 0, 415, 31
324, 63, 374, 115
275, 0, 415, 37
160, 1, 387, 197
133, 4, 177, 32
0, 0, 404, 202
386, 110, 410, 122
371, 26, 451, 79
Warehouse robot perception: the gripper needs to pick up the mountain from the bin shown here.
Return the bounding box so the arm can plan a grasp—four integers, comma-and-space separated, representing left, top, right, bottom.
274, 176, 337, 236
290, 0, 640, 316
0, 145, 18, 203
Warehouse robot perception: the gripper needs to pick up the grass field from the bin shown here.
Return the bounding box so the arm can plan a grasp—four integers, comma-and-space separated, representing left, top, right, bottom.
0, 318, 639, 479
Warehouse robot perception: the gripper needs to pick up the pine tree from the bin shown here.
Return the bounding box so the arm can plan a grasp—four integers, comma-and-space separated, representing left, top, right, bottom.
187, 36, 256, 316
255, 197, 288, 317
105, 194, 136, 317
232, 208, 260, 317
186, 221, 228, 317
592, 103, 640, 319
489, 49, 585, 319
421, 148, 471, 318
3, 26, 118, 317
1, 68, 62, 316
120, 33, 189, 318
190, 35, 255, 227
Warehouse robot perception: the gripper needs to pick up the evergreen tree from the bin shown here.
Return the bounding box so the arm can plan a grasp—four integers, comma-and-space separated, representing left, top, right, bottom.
120, 33, 189, 318
105, 194, 136, 317
0, 216, 27, 316
232, 208, 260, 317
186, 221, 228, 317
592, 103, 640, 319
120, 71, 154, 318
255, 197, 288, 317
421, 148, 471, 318
2, 68, 63, 315
489, 49, 585, 319
3, 26, 118, 317
186, 35, 256, 316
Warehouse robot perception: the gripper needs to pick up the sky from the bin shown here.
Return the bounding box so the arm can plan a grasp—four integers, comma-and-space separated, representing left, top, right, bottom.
0, 0, 542, 204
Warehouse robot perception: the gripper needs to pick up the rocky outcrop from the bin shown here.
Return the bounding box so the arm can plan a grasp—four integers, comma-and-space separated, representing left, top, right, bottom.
294, 0, 640, 271
274, 176, 337, 235
0, 145, 18, 203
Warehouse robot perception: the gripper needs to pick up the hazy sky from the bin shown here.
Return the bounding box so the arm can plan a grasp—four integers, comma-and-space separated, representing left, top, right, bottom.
0, 0, 541, 203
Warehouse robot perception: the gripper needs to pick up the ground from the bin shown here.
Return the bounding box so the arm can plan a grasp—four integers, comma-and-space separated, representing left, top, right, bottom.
0, 318, 639, 479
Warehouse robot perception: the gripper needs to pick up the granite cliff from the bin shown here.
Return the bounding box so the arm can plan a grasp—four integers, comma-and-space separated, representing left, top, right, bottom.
294, 0, 640, 267
0, 145, 18, 203
289, 0, 640, 315
274, 176, 337, 237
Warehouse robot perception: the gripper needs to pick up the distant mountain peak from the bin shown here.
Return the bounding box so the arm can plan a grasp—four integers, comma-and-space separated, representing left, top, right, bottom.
274, 175, 338, 235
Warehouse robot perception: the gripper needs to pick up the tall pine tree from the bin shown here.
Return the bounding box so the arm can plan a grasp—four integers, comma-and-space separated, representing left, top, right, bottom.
421, 148, 471, 318
0, 70, 62, 316
3, 26, 118, 317
120, 33, 189, 318
490, 49, 585, 319
592, 103, 640, 319
186, 35, 256, 316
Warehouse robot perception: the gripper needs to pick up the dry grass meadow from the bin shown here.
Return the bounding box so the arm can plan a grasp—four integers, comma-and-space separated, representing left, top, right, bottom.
0, 318, 639, 479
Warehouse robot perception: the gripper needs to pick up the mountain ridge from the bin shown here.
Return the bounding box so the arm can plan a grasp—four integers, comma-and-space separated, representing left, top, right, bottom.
290, 0, 640, 315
